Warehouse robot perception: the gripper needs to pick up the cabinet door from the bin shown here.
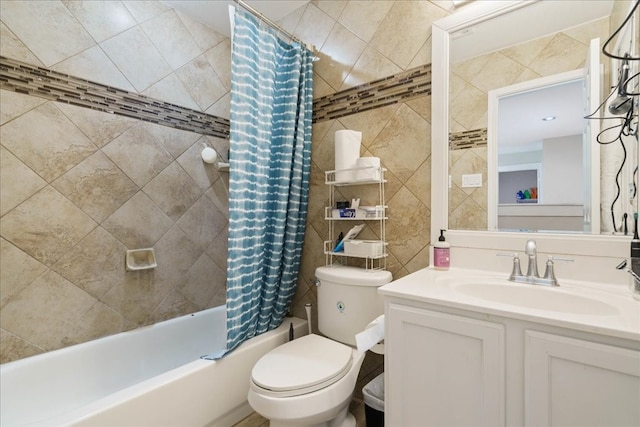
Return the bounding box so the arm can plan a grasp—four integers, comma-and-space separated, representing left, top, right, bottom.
525, 330, 640, 427
386, 303, 505, 427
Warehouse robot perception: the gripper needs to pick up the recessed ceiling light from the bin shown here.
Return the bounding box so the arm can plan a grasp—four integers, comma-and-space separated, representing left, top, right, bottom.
542, 116, 556, 121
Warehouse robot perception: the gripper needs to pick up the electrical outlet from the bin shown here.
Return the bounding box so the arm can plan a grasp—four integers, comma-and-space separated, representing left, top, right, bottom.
462, 173, 482, 188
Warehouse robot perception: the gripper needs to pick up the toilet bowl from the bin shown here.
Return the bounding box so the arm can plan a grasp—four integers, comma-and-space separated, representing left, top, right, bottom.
248, 334, 366, 427
247, 265, 392, 427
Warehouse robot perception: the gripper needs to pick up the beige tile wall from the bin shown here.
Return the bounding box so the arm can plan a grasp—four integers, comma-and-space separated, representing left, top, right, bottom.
448, 17, 610, 231
0, 0, 231, 363
282, 0, 454, 396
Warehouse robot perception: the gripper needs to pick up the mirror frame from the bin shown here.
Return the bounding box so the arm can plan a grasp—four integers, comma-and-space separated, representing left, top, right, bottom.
430, 1, 631, 260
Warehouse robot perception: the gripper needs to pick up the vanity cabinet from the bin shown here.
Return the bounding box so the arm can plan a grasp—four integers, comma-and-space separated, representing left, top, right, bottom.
525, 331, 640, 427
384, 300, 640, 427
385, 303, 505, 427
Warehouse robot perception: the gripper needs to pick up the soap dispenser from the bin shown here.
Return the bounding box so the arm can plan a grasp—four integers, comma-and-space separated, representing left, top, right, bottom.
434, 229, 450, 270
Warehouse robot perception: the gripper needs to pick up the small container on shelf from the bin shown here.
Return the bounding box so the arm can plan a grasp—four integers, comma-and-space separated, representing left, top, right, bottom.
344, 240, 385, 258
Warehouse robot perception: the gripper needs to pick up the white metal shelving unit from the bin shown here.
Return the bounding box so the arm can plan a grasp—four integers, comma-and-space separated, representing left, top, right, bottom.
324, 166, 388, 270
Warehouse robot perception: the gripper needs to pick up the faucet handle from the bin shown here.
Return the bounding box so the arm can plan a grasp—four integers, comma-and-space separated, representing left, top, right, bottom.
497, 252, 523, 280
542, 256, 574, 286
549, 256, 574, 263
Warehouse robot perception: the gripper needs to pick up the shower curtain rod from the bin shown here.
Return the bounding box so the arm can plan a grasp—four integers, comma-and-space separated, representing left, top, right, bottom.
232, 0, 317, 53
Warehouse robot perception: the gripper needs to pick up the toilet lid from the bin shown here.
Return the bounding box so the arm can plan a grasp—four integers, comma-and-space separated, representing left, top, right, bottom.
251, 334, 353, 395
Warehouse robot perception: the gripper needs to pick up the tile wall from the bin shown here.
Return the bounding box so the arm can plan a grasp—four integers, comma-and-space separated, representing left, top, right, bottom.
448, 17, 610, 231
1, 0, 231, 363
285, 0, 452, 397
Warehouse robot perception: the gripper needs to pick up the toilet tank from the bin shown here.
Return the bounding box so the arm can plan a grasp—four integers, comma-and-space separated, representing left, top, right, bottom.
315, 265, 392, 346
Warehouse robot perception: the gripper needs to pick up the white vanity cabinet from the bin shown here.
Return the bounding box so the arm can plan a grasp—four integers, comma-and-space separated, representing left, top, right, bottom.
525, 331, 640, 427
385, 303, 505, 427
384, 298, 640, 427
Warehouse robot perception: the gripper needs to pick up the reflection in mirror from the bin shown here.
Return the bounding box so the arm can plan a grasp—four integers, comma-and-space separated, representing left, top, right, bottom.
492, 74, 590, 233
445, 1, 638, 235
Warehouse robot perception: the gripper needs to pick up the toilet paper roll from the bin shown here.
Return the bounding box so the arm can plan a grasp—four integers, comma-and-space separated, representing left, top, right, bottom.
356, 157, 381, 181
335, 130, 362, 182
355, 314, 385, 354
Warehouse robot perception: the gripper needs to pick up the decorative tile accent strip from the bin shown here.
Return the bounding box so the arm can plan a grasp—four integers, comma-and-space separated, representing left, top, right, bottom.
0, 56, 230, 139
312, 64, 431, 123
449, 128, 488, 150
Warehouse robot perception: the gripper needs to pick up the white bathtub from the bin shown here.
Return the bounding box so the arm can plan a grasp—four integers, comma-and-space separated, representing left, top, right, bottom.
1, 306, 307, 427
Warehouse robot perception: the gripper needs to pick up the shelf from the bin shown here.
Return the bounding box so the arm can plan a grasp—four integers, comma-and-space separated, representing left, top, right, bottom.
324, 166, 387, 271
325, 167, 387, 186
323, 240, 388, 259
324, 207, 387, 220
325, 216, 388, 221
324, 251, 389, 260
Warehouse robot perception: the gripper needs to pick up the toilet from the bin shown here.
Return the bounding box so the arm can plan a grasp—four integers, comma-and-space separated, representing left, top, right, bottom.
247, 265, 392, 427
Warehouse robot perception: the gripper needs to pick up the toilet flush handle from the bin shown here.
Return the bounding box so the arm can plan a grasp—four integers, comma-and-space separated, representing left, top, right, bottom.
312, 277, 321, 287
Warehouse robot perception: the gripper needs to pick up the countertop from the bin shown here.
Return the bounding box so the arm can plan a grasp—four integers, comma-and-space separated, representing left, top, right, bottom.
379, 267, 640, 342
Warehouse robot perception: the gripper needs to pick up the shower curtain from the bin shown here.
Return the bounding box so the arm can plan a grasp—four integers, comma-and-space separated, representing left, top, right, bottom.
224, 8, 313, 353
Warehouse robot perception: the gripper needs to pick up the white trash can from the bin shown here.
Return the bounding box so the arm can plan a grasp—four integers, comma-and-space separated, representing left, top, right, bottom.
362, 373, 384, 427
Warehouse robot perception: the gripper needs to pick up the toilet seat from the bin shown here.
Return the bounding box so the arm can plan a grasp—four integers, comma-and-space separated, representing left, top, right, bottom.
250, 334, 353, 398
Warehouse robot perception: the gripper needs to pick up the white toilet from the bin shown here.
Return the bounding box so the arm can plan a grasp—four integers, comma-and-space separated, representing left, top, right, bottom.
247, 265, 392, 427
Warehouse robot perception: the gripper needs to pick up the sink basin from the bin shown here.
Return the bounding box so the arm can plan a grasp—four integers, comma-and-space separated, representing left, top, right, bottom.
453, 282, 619, 315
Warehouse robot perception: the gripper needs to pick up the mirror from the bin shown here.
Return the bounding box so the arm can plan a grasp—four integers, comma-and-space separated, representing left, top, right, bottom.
430, 1, 639, 253
439, 0, 638, 235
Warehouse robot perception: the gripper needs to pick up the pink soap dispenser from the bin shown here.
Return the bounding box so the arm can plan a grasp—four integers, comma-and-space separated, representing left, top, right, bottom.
434, 229, 450, 270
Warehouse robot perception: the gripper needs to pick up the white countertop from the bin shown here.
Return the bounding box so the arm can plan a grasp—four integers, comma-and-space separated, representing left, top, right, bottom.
379, 267, 640, 342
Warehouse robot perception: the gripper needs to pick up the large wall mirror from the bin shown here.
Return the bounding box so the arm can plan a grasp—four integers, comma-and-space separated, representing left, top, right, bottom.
431, 1, 638, 257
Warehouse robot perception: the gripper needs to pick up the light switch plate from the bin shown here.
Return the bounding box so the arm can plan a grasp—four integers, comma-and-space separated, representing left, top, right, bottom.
462, 173, 482, 188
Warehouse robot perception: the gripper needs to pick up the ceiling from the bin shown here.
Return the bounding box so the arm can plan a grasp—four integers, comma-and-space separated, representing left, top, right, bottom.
163, 0, 309, 37
498, 79, 585, 154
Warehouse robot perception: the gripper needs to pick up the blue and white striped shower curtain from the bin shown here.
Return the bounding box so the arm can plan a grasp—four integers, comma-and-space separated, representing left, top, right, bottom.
224, 9, 313, 353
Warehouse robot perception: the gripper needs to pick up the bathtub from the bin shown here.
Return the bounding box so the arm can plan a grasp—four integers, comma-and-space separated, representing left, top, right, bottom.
1, 306, 308, 427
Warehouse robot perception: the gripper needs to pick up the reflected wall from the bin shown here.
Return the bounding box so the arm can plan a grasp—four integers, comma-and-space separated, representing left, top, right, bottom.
448, 17, 610, 230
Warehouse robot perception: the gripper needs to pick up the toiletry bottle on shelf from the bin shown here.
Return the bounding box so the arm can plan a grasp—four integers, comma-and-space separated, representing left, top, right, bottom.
434, 229, 450, 270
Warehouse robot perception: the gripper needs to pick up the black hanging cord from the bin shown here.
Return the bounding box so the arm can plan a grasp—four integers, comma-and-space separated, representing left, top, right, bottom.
625, 71, 640, 96
611, 133, 628, 231
601, 0, 640, 61
584, 0, 639, 232
584, 87, 636, 232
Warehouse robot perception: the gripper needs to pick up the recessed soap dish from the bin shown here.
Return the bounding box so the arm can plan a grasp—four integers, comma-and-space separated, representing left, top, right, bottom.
126, 248, 157, 271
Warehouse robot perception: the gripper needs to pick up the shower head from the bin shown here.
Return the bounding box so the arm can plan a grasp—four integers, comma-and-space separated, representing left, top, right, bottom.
609, 55, 632, 116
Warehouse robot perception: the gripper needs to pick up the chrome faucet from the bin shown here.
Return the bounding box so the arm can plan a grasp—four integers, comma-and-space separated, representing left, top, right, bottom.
498, 240, 573, 287
524, 239, 539, 280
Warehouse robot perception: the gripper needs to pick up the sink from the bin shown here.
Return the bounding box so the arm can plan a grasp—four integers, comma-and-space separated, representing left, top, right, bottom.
452, 282, 619, 315
432, 274, 622, 316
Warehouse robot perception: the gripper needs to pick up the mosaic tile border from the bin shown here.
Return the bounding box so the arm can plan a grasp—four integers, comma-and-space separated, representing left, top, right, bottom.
312, 64, 431, 123
0, 56, 230, 139
1, 56, 433, 138
449, 128, 488, 150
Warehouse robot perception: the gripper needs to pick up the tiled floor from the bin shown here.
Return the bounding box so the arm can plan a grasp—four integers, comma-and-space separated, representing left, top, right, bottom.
233, 397, 367, 427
